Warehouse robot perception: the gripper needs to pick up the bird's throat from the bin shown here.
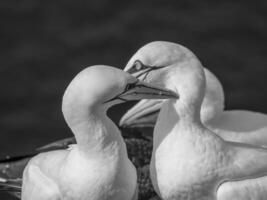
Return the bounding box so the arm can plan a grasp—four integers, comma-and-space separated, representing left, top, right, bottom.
68, 107, 125, 157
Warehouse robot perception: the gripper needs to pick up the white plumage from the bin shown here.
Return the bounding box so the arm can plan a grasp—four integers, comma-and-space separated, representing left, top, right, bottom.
121, 41, 267, 147
121, 41, 267, 200
21, 65, 177, 200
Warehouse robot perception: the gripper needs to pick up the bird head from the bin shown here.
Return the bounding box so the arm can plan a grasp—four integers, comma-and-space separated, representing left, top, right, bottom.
124, 41, 196, 89
62, 65, 178, 117
120, 41, 222, 127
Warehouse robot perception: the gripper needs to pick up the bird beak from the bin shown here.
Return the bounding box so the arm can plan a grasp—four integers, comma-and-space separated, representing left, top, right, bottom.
129, 69, 150, 81
118, 80, 178, 101
119, 99, 163, 128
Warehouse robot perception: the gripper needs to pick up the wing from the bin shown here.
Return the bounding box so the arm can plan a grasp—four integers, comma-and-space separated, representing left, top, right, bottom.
22, 164, 61, 200
36, 137, 76, 152
217, 175, 267, 200
209, 110, 267, 132
224, 141, 267, 180
0, 137, 76, 180
208, 110, 267, 147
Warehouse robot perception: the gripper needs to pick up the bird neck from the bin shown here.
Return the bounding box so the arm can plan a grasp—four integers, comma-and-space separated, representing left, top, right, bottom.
63, 102, 125, 156
166, 61, 205, 124
173, 100, 201, 124
153, 64, 205, 149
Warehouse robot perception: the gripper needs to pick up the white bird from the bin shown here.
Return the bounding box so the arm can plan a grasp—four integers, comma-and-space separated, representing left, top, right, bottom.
121, 41, 224, 127
21, 65, 178, 200
128, 45, 267, 200
120, 41, 267, 147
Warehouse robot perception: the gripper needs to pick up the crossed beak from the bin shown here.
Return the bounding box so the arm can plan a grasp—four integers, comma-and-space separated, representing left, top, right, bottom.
118, 80, 178, 101
126, 66, 164, 82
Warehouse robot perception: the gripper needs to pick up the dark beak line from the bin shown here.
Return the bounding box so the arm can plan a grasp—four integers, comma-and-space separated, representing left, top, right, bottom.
134, 66, 165, 81
103, 80, 139, 104
103, 75, 178, 104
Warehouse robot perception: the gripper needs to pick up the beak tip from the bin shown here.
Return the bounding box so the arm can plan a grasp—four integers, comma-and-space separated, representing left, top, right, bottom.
119, 118, 127, 127
118, 121, 124, 127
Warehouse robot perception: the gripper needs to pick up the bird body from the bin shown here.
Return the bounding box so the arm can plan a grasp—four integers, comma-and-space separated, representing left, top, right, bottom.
153, 100, 267, 200
0, 137, 155, 200
114, 41, 267, 199
23, 146, 136, 200
149, 51, 267, 200
19, 65, 177, 200
22, 66, 137, 200
217, 176, 267, 200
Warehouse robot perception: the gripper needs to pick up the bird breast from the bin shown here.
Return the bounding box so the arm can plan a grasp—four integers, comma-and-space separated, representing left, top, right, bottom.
59, 148, 137, 200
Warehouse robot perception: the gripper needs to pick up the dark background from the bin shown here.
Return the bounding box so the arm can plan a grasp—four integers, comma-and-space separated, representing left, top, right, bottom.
0, 0, 266, 199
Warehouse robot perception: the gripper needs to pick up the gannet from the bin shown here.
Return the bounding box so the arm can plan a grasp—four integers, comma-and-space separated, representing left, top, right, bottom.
19, 65, 177, 200
120, 41, 267, 147
145, 49, 267, 200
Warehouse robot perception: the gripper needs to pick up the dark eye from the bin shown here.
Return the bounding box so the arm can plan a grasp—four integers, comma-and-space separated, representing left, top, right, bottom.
127, 60, 146, 74
133, 60, 144, 71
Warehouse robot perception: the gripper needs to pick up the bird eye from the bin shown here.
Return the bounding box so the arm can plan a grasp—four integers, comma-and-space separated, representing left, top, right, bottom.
126, 60, 147, 74
133, 60, 144, 71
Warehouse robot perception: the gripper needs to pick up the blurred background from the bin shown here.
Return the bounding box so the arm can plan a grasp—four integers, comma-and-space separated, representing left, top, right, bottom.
0, 0, 266, 199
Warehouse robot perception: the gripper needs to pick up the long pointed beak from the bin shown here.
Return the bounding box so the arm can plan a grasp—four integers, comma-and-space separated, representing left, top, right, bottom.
119, 80, 178, 101
119, 99, 163, 128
